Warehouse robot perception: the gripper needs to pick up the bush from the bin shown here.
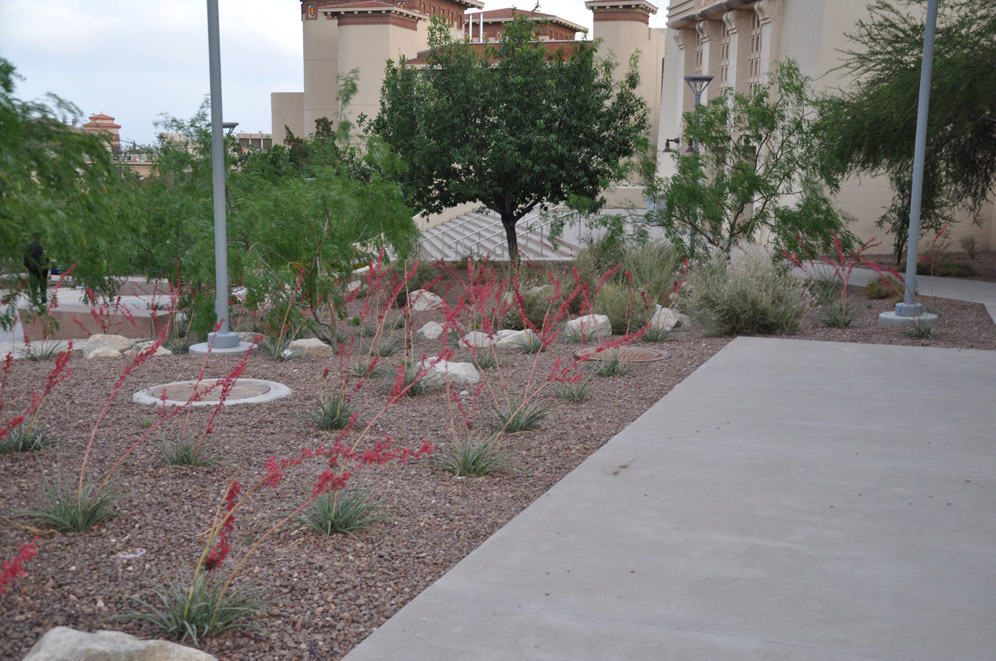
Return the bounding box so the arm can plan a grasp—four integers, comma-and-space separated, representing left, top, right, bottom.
593, 282, 650, 335
436, 436, 509, 476
917, 259, 978, 278
487, 396, 548, 434
620, 240, 685, 303
309, 394, 354, 430
159, 436, 218, 466
685, 250, 807, 336
0, 424, 52, 453
297, 489, 388, 536
865, 273, 903, 301
502, 286, 551, 331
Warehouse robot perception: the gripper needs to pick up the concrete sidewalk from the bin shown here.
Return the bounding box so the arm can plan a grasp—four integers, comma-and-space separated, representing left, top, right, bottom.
345, 337, 996, 660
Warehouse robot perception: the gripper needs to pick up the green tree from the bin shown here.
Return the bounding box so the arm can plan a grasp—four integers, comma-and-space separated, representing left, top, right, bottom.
0, 58, 140, 328
373, 15, 648, 265
136, 82, 417, 339
648, 60, 851, 258
820, 0, 996, 264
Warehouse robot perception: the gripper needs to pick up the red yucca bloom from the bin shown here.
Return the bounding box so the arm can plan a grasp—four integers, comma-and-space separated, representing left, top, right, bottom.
204, 481, 240, 571
0, 538, 39, 594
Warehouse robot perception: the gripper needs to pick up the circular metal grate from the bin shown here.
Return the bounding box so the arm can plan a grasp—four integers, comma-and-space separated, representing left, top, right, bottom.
574, 346, 669, 363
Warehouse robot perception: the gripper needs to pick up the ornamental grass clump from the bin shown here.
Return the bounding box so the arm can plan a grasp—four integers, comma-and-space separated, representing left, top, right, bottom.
686, 248, 807, 336
487, 396, 548, 434
297, 488, 390, 537
0, 345, 72, 453
159, 435, 220, 467
437, 436, 509, 477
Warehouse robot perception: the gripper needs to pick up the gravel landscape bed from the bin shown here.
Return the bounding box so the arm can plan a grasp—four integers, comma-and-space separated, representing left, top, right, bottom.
2, 263, 995, 660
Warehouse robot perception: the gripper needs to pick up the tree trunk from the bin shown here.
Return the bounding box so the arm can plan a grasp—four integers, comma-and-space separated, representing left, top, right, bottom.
501, 216, 520, 267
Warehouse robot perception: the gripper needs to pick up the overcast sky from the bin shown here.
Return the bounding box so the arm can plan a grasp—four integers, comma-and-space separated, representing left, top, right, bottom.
0, 0, 667, 147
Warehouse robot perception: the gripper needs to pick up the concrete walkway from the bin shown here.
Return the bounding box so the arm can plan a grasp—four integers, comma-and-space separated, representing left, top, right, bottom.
345, 344, 996, 656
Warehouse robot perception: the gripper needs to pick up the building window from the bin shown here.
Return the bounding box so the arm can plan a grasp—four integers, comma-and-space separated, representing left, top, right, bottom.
748, 11, 762, 92
719, 20, 731, 90
694, 27, 704, 74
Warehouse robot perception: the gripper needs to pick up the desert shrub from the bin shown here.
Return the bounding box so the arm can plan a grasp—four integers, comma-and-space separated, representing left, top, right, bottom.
487, 397, 548, 434
865, 273, 903, 301
621, 240, 685, 303
436, 436, 509, 476
297, 489, 388, 536
593, 282, 650, 335
916, 259, 978, 278
502, 286, 551, 330
959, 235, 979, 260
392, 259, 438, 307
685, 250, 807, 336
0, 424, 53, 453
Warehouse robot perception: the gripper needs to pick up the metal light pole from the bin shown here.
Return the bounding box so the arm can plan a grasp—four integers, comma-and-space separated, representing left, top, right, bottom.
896, 0, 939, 318
205, 0, 239, 349
684, 74, 713, 258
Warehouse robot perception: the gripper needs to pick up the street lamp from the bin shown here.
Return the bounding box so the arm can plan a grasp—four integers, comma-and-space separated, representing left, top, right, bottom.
683, 73, 713, 257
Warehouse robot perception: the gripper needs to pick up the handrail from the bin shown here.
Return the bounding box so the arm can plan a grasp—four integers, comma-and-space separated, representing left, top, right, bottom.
472, 204, 570, 257
493, 206, 572, 257
449, 213, 503, 253
419, 210, 496, 248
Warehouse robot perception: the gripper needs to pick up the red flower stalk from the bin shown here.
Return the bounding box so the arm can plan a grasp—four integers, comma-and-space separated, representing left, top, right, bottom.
204, 481, 240, 571
0, 538, 39, 595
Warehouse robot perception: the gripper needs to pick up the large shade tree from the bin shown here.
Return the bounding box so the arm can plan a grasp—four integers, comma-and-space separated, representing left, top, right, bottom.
373, 15, 648, 264
819, 0, 996, 263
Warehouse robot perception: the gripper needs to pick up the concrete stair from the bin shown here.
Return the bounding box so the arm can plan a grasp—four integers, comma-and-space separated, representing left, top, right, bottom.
416, 209, 585, 263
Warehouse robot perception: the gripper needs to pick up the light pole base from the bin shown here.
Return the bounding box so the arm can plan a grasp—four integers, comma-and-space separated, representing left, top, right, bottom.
189, 332, 251, 355
878, 311, 938, 329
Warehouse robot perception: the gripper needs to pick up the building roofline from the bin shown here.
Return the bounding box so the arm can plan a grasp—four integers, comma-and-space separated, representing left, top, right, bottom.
584, 0, 658, 16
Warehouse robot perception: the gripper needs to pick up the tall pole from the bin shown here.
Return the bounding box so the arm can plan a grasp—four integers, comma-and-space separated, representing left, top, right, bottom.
206, 0, 238, 347
684, 74, 713, 259
897, 0, 939, 318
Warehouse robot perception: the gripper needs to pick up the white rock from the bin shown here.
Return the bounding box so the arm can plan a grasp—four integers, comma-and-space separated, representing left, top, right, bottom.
24, 626, 217, 660
415, 358, 481, 388
566, 314, 611, 339
86, 346, 123, 359
238, 332, 261, 343
417, 321, 444, 340
460, 331, 495, 349
123, 345, 173, 358
650, 306, 681, 331
287, 338, 333, 359
495, 328, 538, 349
346, 280, 363, 293
82, 334, 134, 358
408, 289, 442, 312
495, 329, 517, 341
526, 284, 555, 299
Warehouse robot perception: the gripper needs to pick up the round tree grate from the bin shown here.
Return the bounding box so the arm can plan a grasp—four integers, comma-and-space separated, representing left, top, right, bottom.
132, 378, 292, 407
574, 346, 669, 363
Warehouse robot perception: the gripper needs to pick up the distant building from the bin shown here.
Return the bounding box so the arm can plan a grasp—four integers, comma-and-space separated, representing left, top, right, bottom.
272, 0, 665, 150
82, 113, 121, 152
657, 0, 994, 250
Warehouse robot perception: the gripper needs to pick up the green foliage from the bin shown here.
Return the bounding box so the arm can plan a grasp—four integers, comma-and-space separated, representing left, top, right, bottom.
821, 0, 995, 263
685, 249, 808, 336
348, 358, 383, 378
650, 60, 851, 258
554, 376, 594, 402
123, 571, 270, 645
593, 282, 649, 335
158, 436, 218, 467
26, 482, 119, 533
487, 396, 548, 434
807, 275, 842, 306
374, 15, 648, 263
261, 334, 295, 361
642, 325, 670, 343
297, 489, 389, 537
514, 331, 544, 354
0, 424, 52, 453
905, 322, 934, 339
470, 350, 499, 370
502, 287, 551, 330
136, 80, 418, 338
592, 353, 629, 377
21, 341, 64, 362
959, 235, 979, 260
821, 301, 855, 328
436, 437, 509, 477
309, 394, 355, 431
0, 59, 141, 327
865, 273, 903, 301
916, 259, 978, 278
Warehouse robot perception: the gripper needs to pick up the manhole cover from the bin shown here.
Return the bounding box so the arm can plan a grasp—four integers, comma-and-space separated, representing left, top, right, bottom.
574, 346, 669, 362
132, 378, 291, 407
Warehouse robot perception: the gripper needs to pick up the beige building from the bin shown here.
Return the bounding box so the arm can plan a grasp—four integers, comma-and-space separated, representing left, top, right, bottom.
273, 0, 666, 153
657, 0, 994, 250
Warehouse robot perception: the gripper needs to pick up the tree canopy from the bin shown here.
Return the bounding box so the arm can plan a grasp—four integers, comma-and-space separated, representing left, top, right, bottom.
649, 60, 851, 258
0, 58, 140, 327
373, 15, 648, 264
819, 0, 996, 262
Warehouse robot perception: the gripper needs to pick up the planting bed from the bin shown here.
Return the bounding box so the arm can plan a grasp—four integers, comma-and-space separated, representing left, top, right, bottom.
2, 265, 995, 660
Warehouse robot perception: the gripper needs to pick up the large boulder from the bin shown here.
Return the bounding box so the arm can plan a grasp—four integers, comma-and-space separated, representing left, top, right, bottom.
23, 627, 216, 660
565, 314, 611, 340
287, 338, 334, 359
495, 328, 539, 349
460, 331, 495, 349
417, 321, 444, 340
649, 305, 691, 332
416, 358, 481, 388
408, 289, 442, 312
82, 334, 134, 359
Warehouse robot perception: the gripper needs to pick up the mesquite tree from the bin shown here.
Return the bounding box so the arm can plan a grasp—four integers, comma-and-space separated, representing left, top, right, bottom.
374, 15, 647, 265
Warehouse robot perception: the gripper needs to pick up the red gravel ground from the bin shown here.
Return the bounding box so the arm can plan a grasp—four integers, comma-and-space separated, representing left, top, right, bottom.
2, 256, 995, 659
